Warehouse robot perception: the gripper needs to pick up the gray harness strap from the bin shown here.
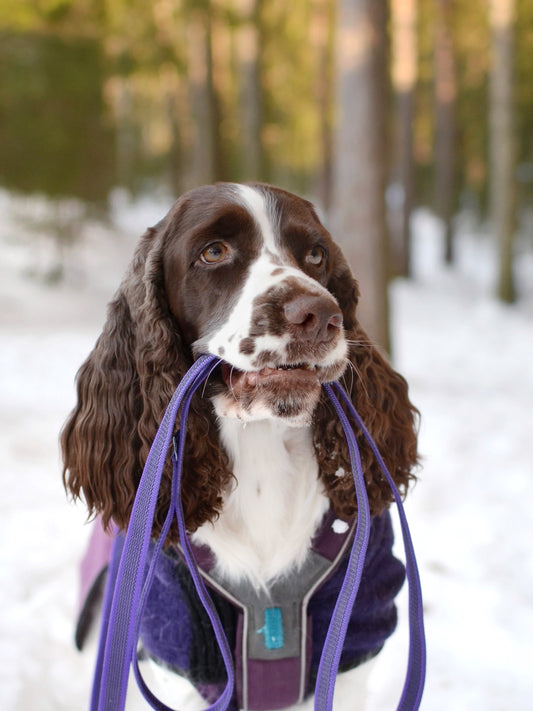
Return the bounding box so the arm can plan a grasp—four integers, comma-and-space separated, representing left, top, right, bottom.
188, 510, 356, 711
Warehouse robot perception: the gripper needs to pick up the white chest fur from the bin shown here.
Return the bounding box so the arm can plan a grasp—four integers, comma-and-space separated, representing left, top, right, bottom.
192, 418, 330, 589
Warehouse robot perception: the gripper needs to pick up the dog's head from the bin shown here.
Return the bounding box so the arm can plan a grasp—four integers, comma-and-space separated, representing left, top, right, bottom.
61, 182, 418, 540
161, 182, 354, 425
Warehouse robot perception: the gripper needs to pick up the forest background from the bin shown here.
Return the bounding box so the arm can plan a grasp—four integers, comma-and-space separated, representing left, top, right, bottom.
1, 0, 532, 346
1, 2, 533, 710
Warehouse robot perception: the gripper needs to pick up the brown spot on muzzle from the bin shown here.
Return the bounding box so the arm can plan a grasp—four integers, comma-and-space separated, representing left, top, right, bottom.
239, 337, 256, 355
250, 277, 343, 345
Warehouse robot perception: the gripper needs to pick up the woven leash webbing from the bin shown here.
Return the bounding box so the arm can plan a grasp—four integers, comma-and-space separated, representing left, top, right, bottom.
90, 361, 425, 711
331, 382, 426, 710
129, 360, 235, 711
90, 354, 232, 711
313, 385, 372, 710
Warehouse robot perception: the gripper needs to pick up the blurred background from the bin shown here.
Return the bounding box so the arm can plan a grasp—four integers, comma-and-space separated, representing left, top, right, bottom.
1, 1, 532, 710
1, 0, 532, 331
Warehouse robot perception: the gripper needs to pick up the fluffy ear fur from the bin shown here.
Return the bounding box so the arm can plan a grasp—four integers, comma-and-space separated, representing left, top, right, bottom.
313, 246, 419, 518
61, 225, 232, 541
62, 210, 417, 539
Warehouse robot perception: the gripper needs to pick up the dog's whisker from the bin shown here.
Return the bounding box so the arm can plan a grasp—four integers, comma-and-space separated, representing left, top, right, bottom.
228, 366, 239, 402
345, 338, 374, 350
199, 359, 222, 398
340, 357, 370, 401
339, 360, 354, 398
340, 359, 355, 398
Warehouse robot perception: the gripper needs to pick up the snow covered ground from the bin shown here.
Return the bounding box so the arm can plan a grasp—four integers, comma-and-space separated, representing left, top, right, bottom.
1, 190, 532, 710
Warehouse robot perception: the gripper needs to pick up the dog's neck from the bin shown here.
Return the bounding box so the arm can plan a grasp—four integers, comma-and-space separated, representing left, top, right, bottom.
191, 417, 329, 589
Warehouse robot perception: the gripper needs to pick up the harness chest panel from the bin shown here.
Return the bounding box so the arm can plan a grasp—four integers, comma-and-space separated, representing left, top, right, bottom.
188, 510, 356, 710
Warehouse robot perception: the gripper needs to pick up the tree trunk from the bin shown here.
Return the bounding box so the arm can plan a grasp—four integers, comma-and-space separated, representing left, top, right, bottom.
187, 2, 226, 184
390, 0, 417, 278
330, 0, 390, 353
236, 0, 265, 180
205, 2, 226, 182
312, 0, 336, 212
489, 0, 517, 303
188, 10, 216, 185
434, 0, 457, 265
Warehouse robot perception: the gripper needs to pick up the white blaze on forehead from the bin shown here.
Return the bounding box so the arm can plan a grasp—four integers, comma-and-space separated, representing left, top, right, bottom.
206, 247, 346, 371
234, 184, 280, 256
206, 252, 287, 370
203, 183, 346, 371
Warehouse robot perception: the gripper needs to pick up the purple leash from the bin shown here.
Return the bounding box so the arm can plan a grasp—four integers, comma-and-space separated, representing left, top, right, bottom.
319, 384, 426, 711
91, 358, 425, 711
313, 385, 371, 710
91, 354, 233, 711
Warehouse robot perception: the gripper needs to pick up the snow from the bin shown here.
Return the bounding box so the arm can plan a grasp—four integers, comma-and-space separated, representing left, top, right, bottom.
368, 211, 533, 710
1, 191, 532, 710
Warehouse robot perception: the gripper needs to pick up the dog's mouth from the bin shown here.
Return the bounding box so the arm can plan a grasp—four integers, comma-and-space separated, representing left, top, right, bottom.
214, 361, 322, 423
210, 358, 346, 423
209, 359, 346, 426
221, 362, 320, 392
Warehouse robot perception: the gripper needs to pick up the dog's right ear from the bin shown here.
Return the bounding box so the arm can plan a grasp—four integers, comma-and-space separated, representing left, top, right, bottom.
61, 285, 142, 531
60, 211, 232, 541
60, 224, 175, 532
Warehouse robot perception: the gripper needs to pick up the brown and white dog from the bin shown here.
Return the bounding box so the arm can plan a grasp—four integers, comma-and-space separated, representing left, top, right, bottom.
62, 182, 418, 710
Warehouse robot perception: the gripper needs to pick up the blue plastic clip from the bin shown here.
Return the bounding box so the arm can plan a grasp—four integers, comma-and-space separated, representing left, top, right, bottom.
257, 607, 284, 650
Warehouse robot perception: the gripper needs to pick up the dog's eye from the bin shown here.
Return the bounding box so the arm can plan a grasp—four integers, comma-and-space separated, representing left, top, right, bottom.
200, 242, 229, 264
305, 246, 326, 268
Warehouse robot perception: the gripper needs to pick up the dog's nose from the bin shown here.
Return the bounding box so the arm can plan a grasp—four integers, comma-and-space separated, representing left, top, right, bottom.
284, 293, 343, 343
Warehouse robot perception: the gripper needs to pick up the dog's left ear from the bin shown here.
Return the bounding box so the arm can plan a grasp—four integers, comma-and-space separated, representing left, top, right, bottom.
315, 241, 419, 519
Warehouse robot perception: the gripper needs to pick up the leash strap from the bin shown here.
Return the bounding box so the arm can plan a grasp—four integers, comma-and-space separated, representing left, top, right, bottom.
90, 526, 123, 711
330, 382, 426, 711
91, 362, 425, 711
91, 354, 232, 711
130, 362, 235, 711
313, 385, 372, 710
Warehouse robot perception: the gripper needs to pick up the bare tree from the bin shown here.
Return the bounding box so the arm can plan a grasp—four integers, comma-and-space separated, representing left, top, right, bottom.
391, 0, 417, 277
330, 0, 390, 352
187, 1, 226, 184
434, 0, 457, 264
312, 0, 336, 212
236, 0, 265, 180
188, 9, 216, 185
489, 0, 517, 303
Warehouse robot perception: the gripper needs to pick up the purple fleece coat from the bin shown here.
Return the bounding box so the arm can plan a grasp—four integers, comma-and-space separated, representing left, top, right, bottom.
77, 510, 404, 710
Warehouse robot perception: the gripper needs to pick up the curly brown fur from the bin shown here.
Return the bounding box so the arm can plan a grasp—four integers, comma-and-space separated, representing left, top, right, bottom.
61, 224, 233, 542
61, 185, 418, 544
314, 246, 419, 519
